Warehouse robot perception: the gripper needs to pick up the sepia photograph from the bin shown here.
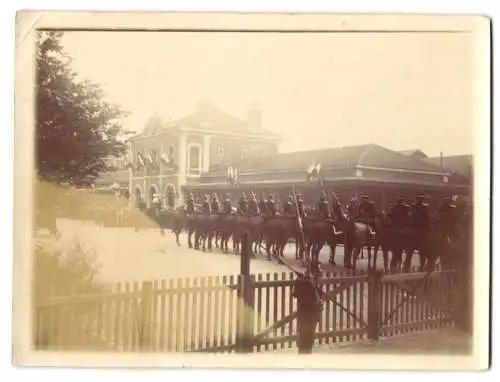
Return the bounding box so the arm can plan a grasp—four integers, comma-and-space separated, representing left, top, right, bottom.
13, 12, 491, 370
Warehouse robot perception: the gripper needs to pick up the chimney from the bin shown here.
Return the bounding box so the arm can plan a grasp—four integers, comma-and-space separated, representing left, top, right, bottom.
247, 103, 262, 129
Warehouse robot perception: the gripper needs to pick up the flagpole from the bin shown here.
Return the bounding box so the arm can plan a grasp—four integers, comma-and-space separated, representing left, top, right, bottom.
292, 185, 307, 264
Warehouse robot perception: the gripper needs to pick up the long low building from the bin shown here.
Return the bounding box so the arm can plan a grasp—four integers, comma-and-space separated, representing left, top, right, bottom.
184, 143, 471, 210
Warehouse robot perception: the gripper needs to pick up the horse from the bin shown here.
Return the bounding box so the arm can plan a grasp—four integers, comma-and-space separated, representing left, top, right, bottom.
343, 217, 377, 270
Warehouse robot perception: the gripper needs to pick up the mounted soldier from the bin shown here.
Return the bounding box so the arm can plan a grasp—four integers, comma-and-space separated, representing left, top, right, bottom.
211, 193, 220, 214
282, 195, 294, 215
437, 195, 456, 236
223, 194, 232, 215
248, 191, 260, 215
347, 197, 358, 220
266, 195, 276, 216
410, 193, 431, 249
388, 196, 411, 227
186, 193, 195, 214
237, 193, 248, 214
358, 194, 376, 233
296, 194, 305, 219
317, 191, 330, 219
201, 194, 211, 215
258, 194, 267, 216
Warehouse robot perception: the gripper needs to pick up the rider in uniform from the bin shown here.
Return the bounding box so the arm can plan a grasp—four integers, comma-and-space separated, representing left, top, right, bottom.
223, 194, 232, 214
296, 194, 306, 219
248, 192, 260, 215
258, 194, 267, 216
186, 193, 195, 214
266, 195, 276, 216
237, 193, 248, 214
347, 197, 358, 220
317, 192, 331, 219
437, 195, 456, 235
358, 194, 376, 233
282, 195, 294, 215
412, 194, 431, 229
211, 193, 220, 214
202, 194, 212, 215
388, 196, 411, 227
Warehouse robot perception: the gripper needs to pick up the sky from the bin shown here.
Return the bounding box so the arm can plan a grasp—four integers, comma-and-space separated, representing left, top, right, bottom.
62, 31, 477, 157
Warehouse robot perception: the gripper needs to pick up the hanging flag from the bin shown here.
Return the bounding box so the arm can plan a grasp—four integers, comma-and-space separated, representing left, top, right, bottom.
161, 153, 170, 165
137, 153, 145, 168
226, 166, 234, 184
233, 168, 239, 185
307, 160, 321, 181
147, 153, 154, 165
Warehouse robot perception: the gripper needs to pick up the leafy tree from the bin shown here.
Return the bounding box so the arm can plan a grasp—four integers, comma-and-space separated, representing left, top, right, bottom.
36, 31, 131, 187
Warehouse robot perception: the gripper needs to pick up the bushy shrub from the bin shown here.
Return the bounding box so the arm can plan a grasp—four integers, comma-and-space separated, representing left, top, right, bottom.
34, 235, 103, 297
33, 236, 105, 350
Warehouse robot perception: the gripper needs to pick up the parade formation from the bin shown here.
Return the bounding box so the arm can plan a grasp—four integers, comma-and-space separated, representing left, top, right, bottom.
131, 186, 472, 274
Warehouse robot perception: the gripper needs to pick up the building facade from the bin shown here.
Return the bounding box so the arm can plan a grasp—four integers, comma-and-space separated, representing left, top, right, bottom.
184, 143, 472, 211
128, 102, 281, 208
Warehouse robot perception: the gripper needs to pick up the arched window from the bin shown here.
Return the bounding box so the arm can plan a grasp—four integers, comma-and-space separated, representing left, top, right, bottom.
165, 185, 176, 208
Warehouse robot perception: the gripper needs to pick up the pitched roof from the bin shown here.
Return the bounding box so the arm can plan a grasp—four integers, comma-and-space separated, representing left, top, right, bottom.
151, 101, 280, 139
426, 154, 473, 177
208, 144, 447, 174
397, 149, 428, 158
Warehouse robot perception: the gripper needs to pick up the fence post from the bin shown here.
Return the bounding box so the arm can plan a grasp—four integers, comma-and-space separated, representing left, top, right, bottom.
140, 281, 153, 351
236, 231, 255, 353
367, 269, 382, 341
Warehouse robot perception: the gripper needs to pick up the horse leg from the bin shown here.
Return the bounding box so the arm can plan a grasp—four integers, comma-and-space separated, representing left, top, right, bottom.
265, 239, 272, 260
175, 230, 181, 246
208, 232, 213, 252
188, 228, 193, 248
403, 249, 413, 272
352, 246, 360, 270
382, 247, 389, 273
390, 248, 401, 273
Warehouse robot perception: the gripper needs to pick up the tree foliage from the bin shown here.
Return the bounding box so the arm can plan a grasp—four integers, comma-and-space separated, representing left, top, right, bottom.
36, 31, 131, 187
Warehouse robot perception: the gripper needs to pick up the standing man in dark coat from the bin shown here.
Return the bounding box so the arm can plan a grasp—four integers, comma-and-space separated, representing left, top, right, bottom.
291, 265, 323, 354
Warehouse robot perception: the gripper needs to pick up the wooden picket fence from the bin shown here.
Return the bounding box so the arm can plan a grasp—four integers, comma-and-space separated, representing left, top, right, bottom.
34, 267, 460, 353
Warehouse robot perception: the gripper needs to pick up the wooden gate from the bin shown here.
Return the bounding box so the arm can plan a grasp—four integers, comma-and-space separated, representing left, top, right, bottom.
34, 269, 459, 353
